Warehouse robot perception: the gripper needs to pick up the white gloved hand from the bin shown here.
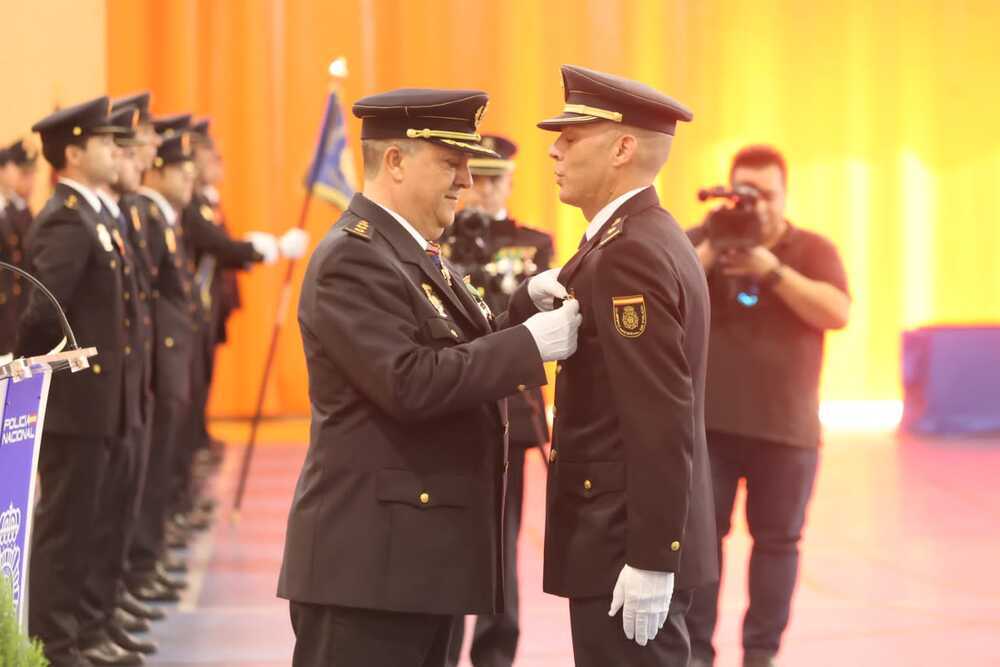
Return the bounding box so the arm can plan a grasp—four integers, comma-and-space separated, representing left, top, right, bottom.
522, 298, 581, 362
278, 228, 310, 259
608, 565, 675, 647
246, 231, 279, 264
527, 267, 568, 311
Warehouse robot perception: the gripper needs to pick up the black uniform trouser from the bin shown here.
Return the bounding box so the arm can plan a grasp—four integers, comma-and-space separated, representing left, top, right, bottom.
290, 602, 455, 667
128, 396, 185, 582
171, 335, 208, 515
28, 432, 114, 666
446, 444, 527, 667
78, 417, 150, 643
686, 431, 819, 661
569, 588, 694, 667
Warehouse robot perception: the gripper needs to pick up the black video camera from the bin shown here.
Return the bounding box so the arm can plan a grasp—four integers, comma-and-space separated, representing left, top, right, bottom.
442, 207, 492, 275
697, 185, 764, 251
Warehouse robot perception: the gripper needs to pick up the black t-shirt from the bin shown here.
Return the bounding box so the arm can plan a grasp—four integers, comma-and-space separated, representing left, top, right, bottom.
686, 222, 849, 448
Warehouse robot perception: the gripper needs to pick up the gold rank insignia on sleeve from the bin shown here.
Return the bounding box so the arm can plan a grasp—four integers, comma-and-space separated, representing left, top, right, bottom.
599, 216, 626, 248
612, 294, 647, 338
421, 282, 448, 317
345, 219, 372, 240
95, 223, 115, 253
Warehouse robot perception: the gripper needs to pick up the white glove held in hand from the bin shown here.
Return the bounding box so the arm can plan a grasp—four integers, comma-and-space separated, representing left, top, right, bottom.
278, 228, 310, 259
608, 565, 675, 647
527, 268, 568, 311
522, 298, 581, 362
246, 232, 279, 264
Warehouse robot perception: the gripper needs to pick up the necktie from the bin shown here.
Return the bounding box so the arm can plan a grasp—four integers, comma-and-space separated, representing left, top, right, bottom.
425, 242, 452, 286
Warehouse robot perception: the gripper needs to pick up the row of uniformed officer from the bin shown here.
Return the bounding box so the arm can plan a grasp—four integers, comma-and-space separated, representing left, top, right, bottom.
17, 96, 155, 667
15, 91, 307, 667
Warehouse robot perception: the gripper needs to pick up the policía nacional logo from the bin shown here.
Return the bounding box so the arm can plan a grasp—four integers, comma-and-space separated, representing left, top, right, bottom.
612, 294, 647, 338
1, 412, 37, 446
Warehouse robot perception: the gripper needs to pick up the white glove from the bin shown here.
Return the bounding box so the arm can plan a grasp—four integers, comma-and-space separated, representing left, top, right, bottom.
246, 231, 279, 264
527, 268, 568, 311
608, 565, 675, 647
522, 298, 581, 362
278, 228, 310, 259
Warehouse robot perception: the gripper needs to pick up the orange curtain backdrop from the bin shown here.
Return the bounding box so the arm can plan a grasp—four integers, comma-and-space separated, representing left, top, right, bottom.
106, 0, 1000, 416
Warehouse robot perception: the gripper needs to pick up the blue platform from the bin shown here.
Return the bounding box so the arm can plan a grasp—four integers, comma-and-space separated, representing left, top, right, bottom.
901, 325, 1000, 435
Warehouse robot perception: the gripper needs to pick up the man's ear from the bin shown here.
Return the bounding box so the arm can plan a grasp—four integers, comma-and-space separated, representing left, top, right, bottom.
384, 144, 406, 182
64, 143, 84, 170
612, 133, 639, 167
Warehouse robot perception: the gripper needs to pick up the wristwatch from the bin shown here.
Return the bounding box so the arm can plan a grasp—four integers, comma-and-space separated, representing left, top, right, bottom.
761, 264, 784, 288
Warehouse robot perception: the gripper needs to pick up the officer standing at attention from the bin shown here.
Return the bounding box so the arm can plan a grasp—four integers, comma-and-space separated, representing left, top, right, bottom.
18, 96, 142, 667
182, 118, 308, 467
277, 88, 581, 667
445, 134, 554, 667
125, 126, 200, 604
508, 64, 718, 666
81, 104, 160, 659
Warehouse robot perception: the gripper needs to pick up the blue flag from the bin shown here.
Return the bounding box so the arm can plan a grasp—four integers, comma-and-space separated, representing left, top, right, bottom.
306, 88, 356, 210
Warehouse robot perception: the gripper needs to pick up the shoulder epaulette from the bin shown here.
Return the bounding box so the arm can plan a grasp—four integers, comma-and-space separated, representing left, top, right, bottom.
64, 193, 78, 210
344, 219, 372, 241
598, 215, 627, 248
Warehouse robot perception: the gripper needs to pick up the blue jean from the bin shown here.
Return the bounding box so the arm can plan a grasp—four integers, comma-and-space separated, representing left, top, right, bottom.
686, 430, 819, 660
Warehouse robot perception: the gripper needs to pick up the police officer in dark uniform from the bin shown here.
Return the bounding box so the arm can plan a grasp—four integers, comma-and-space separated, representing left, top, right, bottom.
18, 96, 144, 667
0, 138, 36, 350
182, 119, 308, 473
277, 88, 581, 667
3, 137, 40, 238
125, 124, 200, 605
506, 65, 717, 666
444, 134, 553, 667
76, 104, 160, 658
0, 146, 21, 354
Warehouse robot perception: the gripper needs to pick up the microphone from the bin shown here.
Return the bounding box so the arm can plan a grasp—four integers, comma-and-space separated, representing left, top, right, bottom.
1, 261, 80, 350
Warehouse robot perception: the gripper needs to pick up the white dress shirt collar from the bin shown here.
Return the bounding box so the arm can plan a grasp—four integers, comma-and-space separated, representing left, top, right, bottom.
584, 186, 648, 241
138, 186, 177, 226
59, 177, 103, 214
370, 200, 429, 252
96, 189, 122, 220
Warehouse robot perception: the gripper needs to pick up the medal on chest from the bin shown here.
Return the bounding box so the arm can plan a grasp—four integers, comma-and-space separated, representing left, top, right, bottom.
421, 282, 448, 318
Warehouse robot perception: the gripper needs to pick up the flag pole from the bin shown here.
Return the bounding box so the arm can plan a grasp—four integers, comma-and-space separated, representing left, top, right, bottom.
231, 58, 350, 520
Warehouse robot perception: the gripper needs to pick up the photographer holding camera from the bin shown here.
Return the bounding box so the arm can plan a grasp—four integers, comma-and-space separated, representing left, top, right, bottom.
442, 134, 554, 667
685, 145, 850, 667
